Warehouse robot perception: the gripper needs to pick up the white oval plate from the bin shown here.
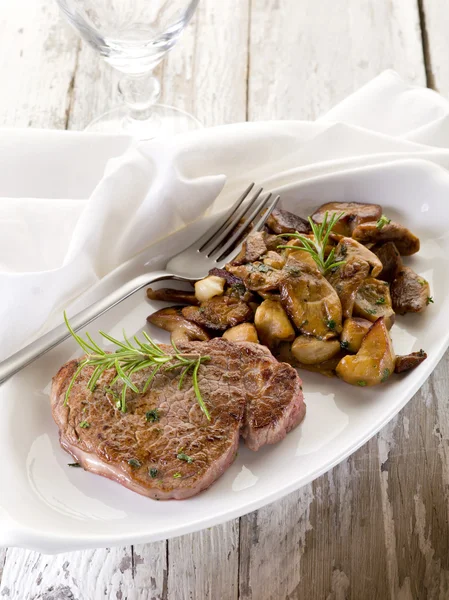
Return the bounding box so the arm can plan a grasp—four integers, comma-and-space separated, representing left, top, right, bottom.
1, 158, 449, 554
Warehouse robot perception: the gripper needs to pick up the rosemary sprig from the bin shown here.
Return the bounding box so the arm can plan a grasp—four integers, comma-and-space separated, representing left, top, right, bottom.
63, 312, 211, 420
277, 211, 346, 275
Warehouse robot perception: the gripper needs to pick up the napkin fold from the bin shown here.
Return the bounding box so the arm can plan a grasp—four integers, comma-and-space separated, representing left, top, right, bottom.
2, 70, 449, 360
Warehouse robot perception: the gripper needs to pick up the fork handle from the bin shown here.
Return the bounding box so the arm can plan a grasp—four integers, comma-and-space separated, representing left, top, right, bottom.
0, 270, 180, 385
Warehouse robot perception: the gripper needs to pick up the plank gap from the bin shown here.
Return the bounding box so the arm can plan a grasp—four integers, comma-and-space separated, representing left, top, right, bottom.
417, 0, 437, 90
64, 38, 82, 130
0, 548, 7, 586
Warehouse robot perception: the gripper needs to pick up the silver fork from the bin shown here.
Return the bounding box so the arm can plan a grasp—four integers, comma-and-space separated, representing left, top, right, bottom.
0, 183, 280, 384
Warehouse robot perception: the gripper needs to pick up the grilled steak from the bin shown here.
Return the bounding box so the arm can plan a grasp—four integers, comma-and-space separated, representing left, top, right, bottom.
51, 339, 305, 500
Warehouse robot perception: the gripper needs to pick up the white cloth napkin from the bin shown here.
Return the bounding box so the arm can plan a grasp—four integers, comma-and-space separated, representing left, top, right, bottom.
2, 70, 449, 361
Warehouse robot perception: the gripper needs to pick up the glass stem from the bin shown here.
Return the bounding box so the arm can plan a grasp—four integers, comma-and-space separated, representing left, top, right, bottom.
118, 72, 161, 121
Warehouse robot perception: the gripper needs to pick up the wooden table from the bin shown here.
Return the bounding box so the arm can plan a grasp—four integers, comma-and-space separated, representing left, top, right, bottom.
1, 1, 448, 598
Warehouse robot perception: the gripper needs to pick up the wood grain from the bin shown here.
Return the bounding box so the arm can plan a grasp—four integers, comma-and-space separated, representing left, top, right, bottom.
420, 0, 449, 94
248, 0, 426, 120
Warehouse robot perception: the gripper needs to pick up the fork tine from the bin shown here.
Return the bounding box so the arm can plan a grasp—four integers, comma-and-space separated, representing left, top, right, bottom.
212, 192, 278, 262
197, 183, 255, 252
203, 187, 264, 256
254, 194, 281, 232
216, 194, 281, 264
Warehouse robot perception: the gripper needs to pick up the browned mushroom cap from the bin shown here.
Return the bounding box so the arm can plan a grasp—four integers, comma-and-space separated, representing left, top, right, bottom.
263, 251, 286, 270
334, 238, 382, 277
374, 242, 403, 282
390, 267, 430, 315
222, 323, 259, 343
395, 350, 427, 374
231, 231, 268, 266
227, 262, 284, 292
266, 208, 311, 235
311, 202, 382, 236
182, 297, 253, 331
147, 307, 210, 344
327, 258, 370, 319
352, 221, 420, 256
336, 317, 395, 386
291, 336, 341, 365
275, 342, 344, 377
353, 278, 395, 329
340, 317, 372, 353
147, 287, 199, 306
279, 269, 342, 339
254, 299, 295, 348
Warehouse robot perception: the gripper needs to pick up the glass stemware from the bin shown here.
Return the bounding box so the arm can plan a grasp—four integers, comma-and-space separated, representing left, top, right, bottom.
56, 0, 201, 139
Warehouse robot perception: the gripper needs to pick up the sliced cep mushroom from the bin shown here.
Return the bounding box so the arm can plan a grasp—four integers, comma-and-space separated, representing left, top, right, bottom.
395, 350, 427, 374
231, 231, 268, 266
275, 343, 344, 377
254, 299, 295, 348
147, 307, 210, 344
327, 258, 370, 318
182, 297, 253, 331
266, 208, 311, 234
263, 251, 286, 270
340, 317, 372, 353
390, 267, 430, 315
334, 238, 382, 277
227, 262, 284, 292
194, 275, 225, 302
336, 317, 395, 386
353, 278, 395, 329
279, 268, 342, 339
352, 221, 420, 256
311, 202, 382, 236
374, 242, 403, 282
208, 268, 251, 301
222, 323, 259, 343
282, 246, 321, 275
146, 287, 199, 306
291, 336, 341, 365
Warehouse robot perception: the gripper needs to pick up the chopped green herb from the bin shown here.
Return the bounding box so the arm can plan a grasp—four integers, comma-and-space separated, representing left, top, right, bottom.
418, 278, 426, 287
146, 409, 160, 422
418, 349, 426, 357
426, 296, 434, 305
198, 306, 205, 313
375, 297, 386, 305
68, 463, 81, 468
173, 472, 182, 479
326, 319, 336, 330
340, 244, 348, 257
128, 458, 141, 469
177, 452, 194, 464
256, 264, 271, 273
340, 340, 350, 350
381, 368, 390, 383
357, 380, 367, 387
149, 468, 158, 478
79, 420, 90, 429
376, 215, 391, 230
231, 282, 247, 296
285, 265, 301, 276
367, 308, 377, 315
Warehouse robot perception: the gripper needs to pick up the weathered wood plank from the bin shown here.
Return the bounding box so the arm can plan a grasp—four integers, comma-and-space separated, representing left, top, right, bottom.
420, 0, 449, 93
0, 0, 79, 129
0, 549, 6, 586
239, 1, 430, 598
167, 521, 240, 600
248, 0, 426, 121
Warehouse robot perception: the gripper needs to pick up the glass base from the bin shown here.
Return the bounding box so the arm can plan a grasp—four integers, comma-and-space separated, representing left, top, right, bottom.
85, 104, 203, 140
